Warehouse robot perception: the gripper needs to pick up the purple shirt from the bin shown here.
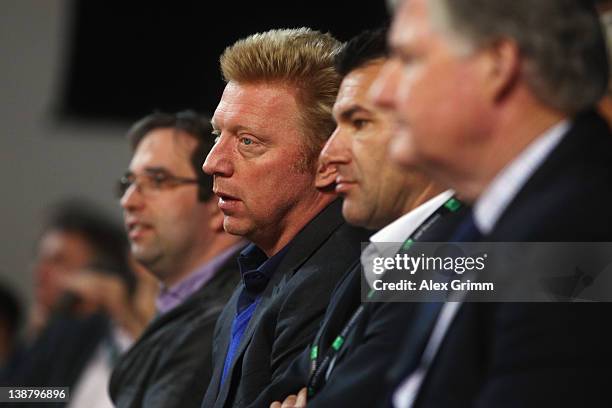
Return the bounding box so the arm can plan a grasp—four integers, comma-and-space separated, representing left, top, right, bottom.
155, 242, 245, 314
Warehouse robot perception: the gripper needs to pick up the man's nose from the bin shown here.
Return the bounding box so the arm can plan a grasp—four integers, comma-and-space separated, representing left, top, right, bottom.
320, 126, 351, 166
203, 135, 234, 177
120, 181, 144, 211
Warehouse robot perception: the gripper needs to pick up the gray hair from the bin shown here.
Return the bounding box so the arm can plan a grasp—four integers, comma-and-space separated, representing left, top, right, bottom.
432, 0, 609, 114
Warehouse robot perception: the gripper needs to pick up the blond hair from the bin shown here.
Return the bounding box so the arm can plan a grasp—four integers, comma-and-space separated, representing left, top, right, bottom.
220, 28, 342, 166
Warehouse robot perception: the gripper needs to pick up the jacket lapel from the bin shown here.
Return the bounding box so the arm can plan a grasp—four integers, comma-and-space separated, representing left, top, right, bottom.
491, 110, 610, 239
209, 288, 241, 404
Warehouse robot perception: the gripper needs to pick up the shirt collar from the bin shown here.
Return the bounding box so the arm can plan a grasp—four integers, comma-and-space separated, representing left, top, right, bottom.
237, 242, 291, 299
369, 190, 454, 245
155, 241, 245, 314
361, 190, 454, 289
474, 120, 570, 235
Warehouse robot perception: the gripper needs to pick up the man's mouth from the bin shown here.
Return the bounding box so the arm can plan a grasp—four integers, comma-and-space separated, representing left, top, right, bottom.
126, 219, 153, 240
214, 190, 241, 212
335, 176, 357, 194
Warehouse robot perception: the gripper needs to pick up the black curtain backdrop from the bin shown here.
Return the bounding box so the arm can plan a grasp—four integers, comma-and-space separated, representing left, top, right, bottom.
58, 1, 390, 123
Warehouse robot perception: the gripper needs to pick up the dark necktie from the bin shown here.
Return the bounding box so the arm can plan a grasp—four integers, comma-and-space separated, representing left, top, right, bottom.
390, 211, 482, 382
450, 211, 482, 243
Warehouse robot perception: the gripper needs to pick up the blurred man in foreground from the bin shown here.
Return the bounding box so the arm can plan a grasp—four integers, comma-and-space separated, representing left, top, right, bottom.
372, 0, 612, 406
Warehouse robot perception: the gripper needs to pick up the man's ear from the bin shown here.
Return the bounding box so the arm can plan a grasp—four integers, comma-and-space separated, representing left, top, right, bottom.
482, 39, 521, 103
204, 197, 225, 232
315, 160, 338, 191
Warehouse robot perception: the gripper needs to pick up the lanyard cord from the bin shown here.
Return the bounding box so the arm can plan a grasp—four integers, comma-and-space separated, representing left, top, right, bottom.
307, 196, 463, 397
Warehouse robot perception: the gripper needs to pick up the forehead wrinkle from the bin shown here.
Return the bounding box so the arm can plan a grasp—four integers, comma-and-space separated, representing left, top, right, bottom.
390, 0, 425, 51
130, 129, 196, 176
215, 82, 300, 135
214, 95, 284, 136
143, 166, 171, 174
334, 104, 368, 122
335, 66, 381, 120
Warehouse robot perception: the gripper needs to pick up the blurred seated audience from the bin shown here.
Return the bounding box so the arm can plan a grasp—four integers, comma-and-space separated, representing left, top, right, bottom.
0, 282, 23, 371
1, 200, 155, 408
57, 256, 157, 341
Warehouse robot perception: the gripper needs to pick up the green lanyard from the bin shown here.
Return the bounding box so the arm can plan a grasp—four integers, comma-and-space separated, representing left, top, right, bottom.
307, 196, 463, 397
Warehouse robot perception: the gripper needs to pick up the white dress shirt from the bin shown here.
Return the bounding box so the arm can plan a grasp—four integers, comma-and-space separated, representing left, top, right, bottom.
362, 190, 455, 291
67, 326, 133, 408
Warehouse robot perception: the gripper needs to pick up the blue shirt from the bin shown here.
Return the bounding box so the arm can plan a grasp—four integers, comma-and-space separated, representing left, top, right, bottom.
220, 243, 290, 385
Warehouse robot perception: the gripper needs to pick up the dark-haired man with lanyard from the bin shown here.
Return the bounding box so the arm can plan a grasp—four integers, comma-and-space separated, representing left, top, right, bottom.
258, 29, 467, 408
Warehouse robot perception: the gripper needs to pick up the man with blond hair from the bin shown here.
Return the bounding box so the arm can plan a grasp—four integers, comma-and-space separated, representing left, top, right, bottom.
201, 28, 369, 408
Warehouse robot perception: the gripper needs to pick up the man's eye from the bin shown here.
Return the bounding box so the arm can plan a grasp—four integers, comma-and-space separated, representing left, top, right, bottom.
353, 119, 369, 129
151, 174, 169, 188
120, 176, 134, 187
240, 137, 254, 146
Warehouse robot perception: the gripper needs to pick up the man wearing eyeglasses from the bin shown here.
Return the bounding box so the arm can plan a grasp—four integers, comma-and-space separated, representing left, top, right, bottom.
109, 111, 246, 408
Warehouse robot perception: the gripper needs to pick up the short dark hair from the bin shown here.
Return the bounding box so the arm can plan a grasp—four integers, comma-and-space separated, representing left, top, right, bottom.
335, 27, 389, 77
126, 110, 214, 201
44, 199, 135, 294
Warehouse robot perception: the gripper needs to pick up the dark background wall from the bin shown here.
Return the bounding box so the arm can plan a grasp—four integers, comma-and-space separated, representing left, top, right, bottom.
60, 1, 390, 120
0, 0, 389, 313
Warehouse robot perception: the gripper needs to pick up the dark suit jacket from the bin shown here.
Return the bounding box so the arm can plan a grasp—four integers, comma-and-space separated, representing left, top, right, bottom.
109, 248, 242, 408
392, 111, 612, 408
245, 261, 362, 407
202, 200, 371, 408
247, 199, 469, 408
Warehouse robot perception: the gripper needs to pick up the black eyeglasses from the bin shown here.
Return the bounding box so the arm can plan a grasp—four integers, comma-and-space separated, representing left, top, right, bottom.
116, 171, 200, 198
